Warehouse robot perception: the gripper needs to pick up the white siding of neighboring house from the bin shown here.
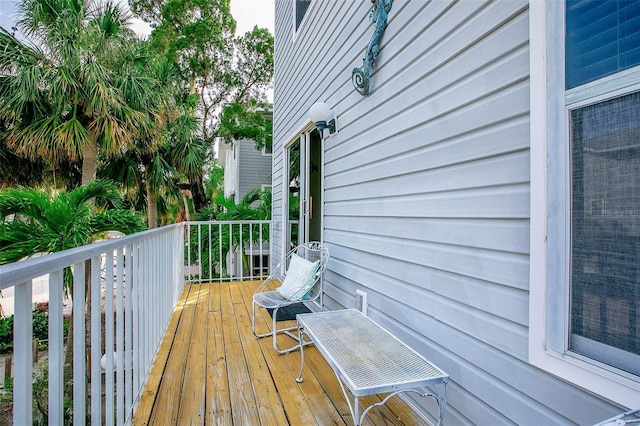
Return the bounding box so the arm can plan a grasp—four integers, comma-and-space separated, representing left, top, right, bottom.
223, 141, 238, 200
223, 139, 271, 203
238, 140, 272, 200
272, 0, 624, 424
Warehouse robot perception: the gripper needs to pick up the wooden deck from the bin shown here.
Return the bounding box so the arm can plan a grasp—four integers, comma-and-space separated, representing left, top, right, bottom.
131, 281, 430, 425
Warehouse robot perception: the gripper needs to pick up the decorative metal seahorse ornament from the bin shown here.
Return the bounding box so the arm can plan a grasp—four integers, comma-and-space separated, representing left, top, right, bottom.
352, 0, 393, 96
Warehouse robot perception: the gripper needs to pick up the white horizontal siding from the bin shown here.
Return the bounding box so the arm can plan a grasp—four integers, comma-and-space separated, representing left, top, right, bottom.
237, 140, 271, 198
273, 0, 623, 424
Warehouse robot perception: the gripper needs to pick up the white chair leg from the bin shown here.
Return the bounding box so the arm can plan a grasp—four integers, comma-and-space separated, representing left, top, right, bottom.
253, 303, 308, 354
251, 300, 257, 336
271, 307, 301, 354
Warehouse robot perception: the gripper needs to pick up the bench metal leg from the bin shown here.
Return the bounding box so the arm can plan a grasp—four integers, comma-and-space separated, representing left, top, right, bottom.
342, 383, 449, 426
296, 322, 305, 383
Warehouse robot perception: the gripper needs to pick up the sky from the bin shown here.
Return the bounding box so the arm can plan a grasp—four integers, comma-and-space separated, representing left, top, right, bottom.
0, 0, 275, 39
230, 0, 275, 36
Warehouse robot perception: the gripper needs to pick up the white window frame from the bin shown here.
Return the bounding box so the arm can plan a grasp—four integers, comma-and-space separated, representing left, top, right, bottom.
529, 1, 640, 408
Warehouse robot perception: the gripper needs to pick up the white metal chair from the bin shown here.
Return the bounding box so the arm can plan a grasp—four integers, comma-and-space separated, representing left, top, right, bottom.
251, 241, 329, 354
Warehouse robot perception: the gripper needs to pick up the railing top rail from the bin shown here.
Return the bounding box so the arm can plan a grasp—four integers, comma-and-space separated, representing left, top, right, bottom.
185, 220, 272, 225
0, 223, 184, 290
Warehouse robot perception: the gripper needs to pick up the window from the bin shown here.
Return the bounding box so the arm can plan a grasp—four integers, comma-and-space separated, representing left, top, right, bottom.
569, 91, 640, 376
530, 1, 640, 407
565, 1, 640, 89
262, 144, 272, 155
295, 0, 311, 31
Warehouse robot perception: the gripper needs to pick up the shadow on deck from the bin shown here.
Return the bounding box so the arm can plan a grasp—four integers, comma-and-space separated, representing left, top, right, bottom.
131, 281, 430, 425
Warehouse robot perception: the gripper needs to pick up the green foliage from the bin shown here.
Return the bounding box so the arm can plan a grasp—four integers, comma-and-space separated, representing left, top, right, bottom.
129, 0, 274, 211
0, 315, 12, 353
218, 102, 272, 150
0, 377, 12, 403
0, 180, 146, 265
0, 305, 69, 354
0, 126, 46, 188
32, 310, 48, 343
190, 188, 271, 277
32, 361, 48, 424
203, 158, 224, 203
0, 0, 156, 185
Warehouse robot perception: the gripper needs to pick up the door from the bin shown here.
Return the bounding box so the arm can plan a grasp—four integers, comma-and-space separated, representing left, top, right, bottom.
284, 129, 322, 249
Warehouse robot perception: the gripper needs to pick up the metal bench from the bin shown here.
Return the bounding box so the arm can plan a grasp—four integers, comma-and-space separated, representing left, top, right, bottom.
295, 309, 449, 426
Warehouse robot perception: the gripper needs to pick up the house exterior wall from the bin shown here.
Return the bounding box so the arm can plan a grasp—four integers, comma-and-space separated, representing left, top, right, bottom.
223, 142, 238, 200
223, 139, 272, 203
237, 140, 272, 200
273, 1, 625, 424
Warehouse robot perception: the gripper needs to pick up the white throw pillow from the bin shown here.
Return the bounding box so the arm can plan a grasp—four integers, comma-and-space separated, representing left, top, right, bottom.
277, 253, 320, 300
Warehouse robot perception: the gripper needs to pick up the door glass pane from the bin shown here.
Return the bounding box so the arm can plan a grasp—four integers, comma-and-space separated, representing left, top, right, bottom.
569, 90, 640, 375
287, 139, 301, 248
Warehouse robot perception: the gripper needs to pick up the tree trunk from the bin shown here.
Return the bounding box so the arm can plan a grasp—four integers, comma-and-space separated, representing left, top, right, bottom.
189, 174, 206, 211
145, 165, 158, 229
81, 143, 98, 185
182, 192, 191, 222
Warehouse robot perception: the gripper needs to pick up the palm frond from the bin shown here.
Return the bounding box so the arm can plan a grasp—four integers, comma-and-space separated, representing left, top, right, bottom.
68, 179, 121, 208
88, 209, 146, 235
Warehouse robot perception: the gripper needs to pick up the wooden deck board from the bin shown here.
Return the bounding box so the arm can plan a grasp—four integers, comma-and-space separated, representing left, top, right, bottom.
177, 285, 208, 424
131, 281, 430, 426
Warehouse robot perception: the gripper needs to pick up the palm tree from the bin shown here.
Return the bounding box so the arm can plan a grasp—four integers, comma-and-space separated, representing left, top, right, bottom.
0, 0, 155, 186
0, 179, 146, 264
101, 46, 209, 229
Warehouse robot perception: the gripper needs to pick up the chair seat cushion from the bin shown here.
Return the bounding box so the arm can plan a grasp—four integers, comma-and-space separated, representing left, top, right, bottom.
277, 253, 320, 300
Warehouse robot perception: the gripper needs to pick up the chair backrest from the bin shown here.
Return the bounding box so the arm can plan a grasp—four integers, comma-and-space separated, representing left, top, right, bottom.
287, 241, 329, 302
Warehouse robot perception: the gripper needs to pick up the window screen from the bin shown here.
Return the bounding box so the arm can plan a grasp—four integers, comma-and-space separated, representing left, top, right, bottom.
569, 90, 640, 375
566, 0, 640, 89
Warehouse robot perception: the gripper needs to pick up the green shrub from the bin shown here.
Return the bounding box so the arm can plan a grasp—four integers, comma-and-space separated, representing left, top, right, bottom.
0, 316, 13, 354
0, 306, 68, 354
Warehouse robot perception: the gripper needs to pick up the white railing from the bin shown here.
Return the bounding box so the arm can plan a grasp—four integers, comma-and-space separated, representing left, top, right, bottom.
0, 220, 274, 425
184, 220, 272, 283
0, 224, 185, 425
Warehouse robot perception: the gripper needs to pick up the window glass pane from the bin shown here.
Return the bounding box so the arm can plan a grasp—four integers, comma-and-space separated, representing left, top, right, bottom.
570, 91, 640, 375
296, 0, 311, 30
566, 0, 640, 89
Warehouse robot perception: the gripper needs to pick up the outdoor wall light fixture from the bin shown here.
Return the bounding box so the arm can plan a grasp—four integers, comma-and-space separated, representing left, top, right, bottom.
308, 101, 337, 139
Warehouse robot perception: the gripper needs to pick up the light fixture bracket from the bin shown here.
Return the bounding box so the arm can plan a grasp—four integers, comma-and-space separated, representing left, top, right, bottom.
314, 119, 336, 136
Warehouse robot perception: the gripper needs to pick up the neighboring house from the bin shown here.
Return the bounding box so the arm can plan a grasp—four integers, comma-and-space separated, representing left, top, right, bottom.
272, 0, 639, 424
218, 110, 273, 277
220, 110, 273, 203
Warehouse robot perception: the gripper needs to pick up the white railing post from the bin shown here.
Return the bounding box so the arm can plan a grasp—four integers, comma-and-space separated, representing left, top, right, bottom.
132, 241, 140, 398
125, 243, 134, 417
91, 256, 102, 424
104, 251, 115, 426
218, 222, 223, 281
49, 269, 65, 425
73, 261, 86, 424
116, 247, 125, 426
14, 280, 33, 425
